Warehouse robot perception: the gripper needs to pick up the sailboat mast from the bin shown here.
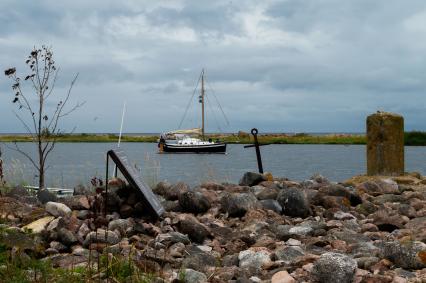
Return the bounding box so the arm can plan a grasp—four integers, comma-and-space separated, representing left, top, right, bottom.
201, 69, 205, 139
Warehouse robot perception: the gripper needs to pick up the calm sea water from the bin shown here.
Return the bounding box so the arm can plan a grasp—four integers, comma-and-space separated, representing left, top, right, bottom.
1, 143, 426, 188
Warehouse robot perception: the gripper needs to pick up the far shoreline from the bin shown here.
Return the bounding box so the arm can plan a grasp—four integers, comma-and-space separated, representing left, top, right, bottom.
0, 131, 425, 145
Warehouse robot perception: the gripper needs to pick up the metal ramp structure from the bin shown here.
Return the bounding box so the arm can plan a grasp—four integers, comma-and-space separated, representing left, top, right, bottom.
105, 148, 164, 218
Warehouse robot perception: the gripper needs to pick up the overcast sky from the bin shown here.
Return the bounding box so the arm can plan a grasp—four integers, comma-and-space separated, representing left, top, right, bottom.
1, 0, 426, 133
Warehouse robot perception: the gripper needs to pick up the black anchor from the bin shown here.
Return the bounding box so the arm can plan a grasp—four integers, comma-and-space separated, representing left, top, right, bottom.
243, 128, 270, 173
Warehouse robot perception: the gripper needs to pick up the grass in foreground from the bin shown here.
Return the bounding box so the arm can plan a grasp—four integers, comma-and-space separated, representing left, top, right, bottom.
0, 226, 155, 283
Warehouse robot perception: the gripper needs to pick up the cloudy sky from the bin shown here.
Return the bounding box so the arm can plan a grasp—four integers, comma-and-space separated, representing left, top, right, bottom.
1, 0, 426, 133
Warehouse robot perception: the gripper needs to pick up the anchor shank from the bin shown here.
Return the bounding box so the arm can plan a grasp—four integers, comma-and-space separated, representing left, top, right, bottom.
253, 132, 264, 173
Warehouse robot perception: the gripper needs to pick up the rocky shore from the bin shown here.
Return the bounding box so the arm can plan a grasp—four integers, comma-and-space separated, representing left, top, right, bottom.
0, 172, 426, 282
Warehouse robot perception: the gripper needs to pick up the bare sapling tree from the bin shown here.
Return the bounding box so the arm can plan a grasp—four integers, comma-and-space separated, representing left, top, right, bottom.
4, 46, 84, 190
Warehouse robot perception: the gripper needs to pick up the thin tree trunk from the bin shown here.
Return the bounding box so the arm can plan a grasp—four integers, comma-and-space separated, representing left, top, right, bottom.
39, 165, 44, 190
38, 90, 44, 190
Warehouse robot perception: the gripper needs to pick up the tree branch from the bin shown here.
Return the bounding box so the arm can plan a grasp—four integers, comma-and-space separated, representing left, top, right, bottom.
12, 111, 36, 140
4, 142, 39, 171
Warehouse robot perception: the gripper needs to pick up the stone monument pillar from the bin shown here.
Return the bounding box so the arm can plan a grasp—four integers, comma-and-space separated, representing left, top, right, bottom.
366, 111, 404, 176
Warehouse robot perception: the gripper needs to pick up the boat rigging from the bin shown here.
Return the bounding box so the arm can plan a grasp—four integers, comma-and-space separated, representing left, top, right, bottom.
158, 69, 227, 153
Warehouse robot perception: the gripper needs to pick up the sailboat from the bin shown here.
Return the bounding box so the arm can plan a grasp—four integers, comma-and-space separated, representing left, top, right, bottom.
158, 70, 227, 153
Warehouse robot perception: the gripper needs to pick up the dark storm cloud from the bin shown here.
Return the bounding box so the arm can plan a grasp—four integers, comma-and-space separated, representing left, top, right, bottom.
1, 0, 426, 133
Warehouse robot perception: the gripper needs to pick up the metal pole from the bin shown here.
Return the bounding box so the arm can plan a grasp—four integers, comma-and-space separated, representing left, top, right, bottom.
201, 69, 205, 139
251, 128, 263, 173
105, 153, 109, 217
114, 101, 126, 177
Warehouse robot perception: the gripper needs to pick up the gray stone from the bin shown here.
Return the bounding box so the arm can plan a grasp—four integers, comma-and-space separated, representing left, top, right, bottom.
312, 252, 357, 283
155, 232, 190, 245
179, 191, 211, 214
119, 204, 134, 218
259, 199, 282, 214
275, 246, 304, 263
72, 247, 90, 257
311, 174, 329, 184
49, 254, 87, 269
382, 241, 426, 269
178, 215, 210, 243
169, 242, 185, 258
238, 249, 272, 270
289, 226, 313, 237
45, 202, 71, 217
355, 257, 380, 269
58, 228, 78, 246
50, 241, 67, 252
162, 182, 189, 200
277, 188, 311, 218
77, 223, 90, 243
38, 189, 57, 204
153, 181, 172, 197
239, 172, 267, 187
334, 211, 356, 220
46, 217, 65, 232
108, 219, 132, 236
356, 179, 399, 196
62, 196, 90, 210
83, 229, 120, 246
76, 210, 90, 220
183, 268, 207, 283
256, 187, 279, 200
274, 225, 292, 241
162, 200, 182, 212
221, 192, 259, 217
182, 249, 216, 273
222, 254, 239, 267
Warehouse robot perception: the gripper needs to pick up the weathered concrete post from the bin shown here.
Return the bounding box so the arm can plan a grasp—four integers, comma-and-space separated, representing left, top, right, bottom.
366, 111, 404, 176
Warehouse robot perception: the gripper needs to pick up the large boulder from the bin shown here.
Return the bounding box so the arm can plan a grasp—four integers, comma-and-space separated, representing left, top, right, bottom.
178, 215, 210, 243
182, 268, 207, 283
62, 196, 90, 210
220, 192, 259, 217
23, 216, 55, 234
182, 248, 217, 273
155, 232, 190, 245
316, 184, 362, 207
382, 241, 426, 269
259, 199, 282, 214
239, 172, 267, 187
274, 246, 304, 263
271, 271, 296, 283
256, 187, 279, 200
161, 182, 189, 200
83, 229, 120, 246
371, 209, 405, 232
108, 219, 132, 236
153, 181, 172, 197
46, 202, 72, 217
356, 179, 399, 196
200, 182, 226, 191
58, 228, 78, 246
311, 252, 357, 283
277, 188, 311, 218
238, 249, 272, 270
179, 191, 211, 214
38, 189, 58, 204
